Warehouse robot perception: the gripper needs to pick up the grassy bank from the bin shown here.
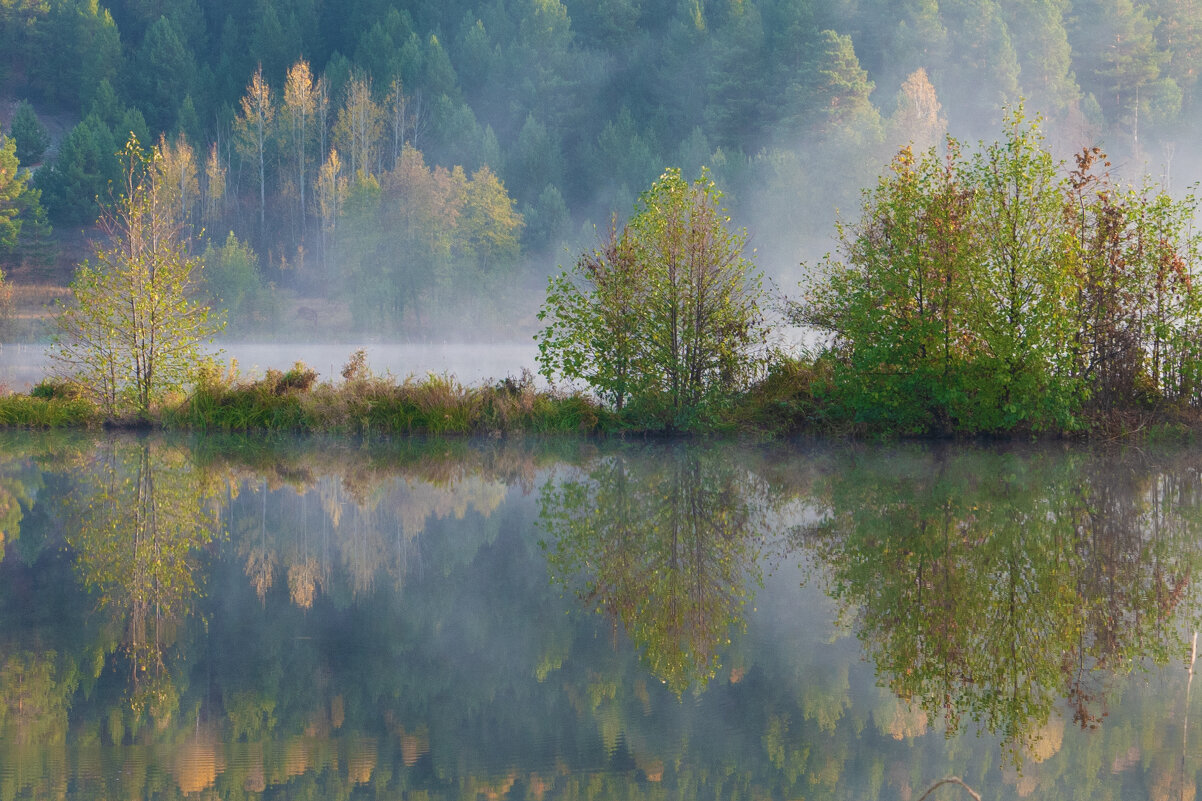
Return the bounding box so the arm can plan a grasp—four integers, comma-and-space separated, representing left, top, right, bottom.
2, 352, 1196, 440
165, 361, 605, 435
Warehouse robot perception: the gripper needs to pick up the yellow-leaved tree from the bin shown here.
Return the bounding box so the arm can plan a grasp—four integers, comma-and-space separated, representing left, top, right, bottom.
51, 134, 224, 417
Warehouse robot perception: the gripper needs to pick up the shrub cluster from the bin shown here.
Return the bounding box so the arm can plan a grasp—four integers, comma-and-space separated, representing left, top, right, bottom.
795, 111, 1202, 435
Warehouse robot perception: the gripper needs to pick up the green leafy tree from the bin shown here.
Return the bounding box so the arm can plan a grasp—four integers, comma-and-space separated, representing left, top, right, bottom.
1064, 146, 1202, 407
8, 101, 49, 166
631, 168, 767, 421
538, 220, 643, 411
801, 142, 975, 432
538, 168, 766, 428
200, 232, 267, 333
962, 112, 1078, 426
51, 135, 224, 417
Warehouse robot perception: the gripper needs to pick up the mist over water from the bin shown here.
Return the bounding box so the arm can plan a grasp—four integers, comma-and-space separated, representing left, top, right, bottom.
216, 341, 539, 385
0, 341, 539, 392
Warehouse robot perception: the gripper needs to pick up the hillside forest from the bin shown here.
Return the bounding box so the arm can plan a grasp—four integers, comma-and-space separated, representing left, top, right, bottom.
1, 0, 1201, 339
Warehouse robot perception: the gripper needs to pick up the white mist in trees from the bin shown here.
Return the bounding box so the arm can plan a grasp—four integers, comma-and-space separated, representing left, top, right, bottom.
338, 147, 524, 330
537, 168, 766, 427
52, 135, 224, 416
201, 232, 268, 332
1004, 0, 1078, 116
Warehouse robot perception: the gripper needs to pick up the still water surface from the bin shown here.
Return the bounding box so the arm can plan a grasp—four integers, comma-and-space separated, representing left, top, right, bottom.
0, 434, 1200, 800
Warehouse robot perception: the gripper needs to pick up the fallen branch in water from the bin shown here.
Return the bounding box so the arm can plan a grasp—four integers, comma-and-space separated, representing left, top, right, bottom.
916, 776, 982, 801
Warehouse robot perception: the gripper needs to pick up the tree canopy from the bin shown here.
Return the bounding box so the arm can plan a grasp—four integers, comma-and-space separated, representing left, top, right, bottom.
797, 110, 1202, 434
537, 168, 765, 428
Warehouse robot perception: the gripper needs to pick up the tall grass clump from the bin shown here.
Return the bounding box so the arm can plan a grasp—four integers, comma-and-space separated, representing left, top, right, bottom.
479, 369, 602, 433
0, 381, 100, 428
168, 359, 319, 431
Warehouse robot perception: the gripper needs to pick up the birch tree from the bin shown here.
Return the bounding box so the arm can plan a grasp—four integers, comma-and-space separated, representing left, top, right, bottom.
235, 64, 274, 235
154, 133, 197, 232
282, 59, 315, 237
51, 135, 224, 417
316, 148, 344, 274
202, 142, 226, 228
334, 75, 383, 177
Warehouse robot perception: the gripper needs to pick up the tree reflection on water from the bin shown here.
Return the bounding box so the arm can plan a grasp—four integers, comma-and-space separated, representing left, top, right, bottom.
540, 444, 767, 694
1, 437, 1202, 798
64, 437, 220, 728
797, 445, 1202, 758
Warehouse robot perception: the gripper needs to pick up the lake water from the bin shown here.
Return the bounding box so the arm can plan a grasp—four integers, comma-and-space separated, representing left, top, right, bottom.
0, 433, 1200, 800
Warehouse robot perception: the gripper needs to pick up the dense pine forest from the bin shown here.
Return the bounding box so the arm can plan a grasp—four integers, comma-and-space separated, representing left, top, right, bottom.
0, 0, 1200, 340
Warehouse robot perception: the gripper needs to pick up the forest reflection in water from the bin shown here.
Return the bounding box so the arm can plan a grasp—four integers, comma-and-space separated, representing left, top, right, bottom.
0, 434, 1201, 799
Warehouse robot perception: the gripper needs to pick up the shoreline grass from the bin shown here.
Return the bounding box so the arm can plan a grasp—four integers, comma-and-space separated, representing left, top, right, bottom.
163, 364, 607, 436
3, 351, 1198, 440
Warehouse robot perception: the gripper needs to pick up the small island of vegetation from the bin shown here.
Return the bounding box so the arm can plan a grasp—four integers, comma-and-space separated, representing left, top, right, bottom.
2, 111, 1200, 439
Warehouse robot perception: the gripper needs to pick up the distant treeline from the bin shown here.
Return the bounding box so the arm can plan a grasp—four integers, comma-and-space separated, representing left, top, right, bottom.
2, 0, 1201, 335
